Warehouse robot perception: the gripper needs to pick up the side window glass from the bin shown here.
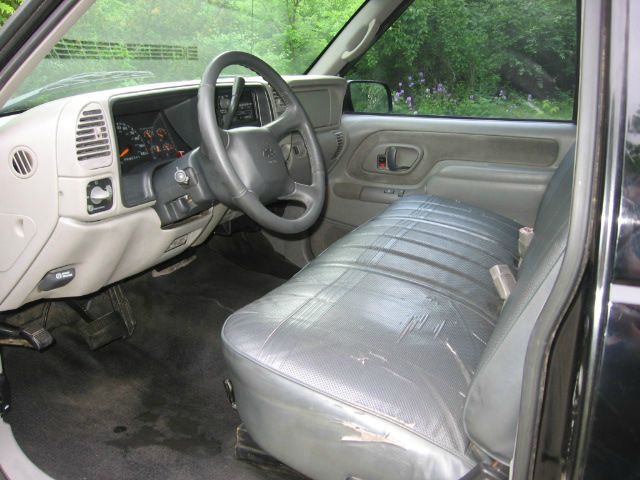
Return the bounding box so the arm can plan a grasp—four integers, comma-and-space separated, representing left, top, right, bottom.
346, 0, 578, 121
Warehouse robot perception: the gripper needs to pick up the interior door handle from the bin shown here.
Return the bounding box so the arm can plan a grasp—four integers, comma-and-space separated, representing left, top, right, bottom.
386, 146, 399, 171
378, 146, 409, 171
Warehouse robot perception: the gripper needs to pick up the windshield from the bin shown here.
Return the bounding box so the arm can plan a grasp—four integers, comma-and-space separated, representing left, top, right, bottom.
1, 0, 365, 114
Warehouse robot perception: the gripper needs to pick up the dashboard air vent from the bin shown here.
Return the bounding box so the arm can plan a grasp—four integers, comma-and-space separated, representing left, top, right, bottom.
271, 89, 287, 117
9, 147, 37, 178
76, 103, 111, 163
333, 130, 345, 159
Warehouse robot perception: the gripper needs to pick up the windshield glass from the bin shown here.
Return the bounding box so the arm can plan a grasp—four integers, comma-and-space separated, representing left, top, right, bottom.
1, 0, 365, 114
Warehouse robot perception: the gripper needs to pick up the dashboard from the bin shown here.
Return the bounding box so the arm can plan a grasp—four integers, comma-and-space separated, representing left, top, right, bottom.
112, 86, 272, 208
0, 76, 347, 311
114, 87, 262, 174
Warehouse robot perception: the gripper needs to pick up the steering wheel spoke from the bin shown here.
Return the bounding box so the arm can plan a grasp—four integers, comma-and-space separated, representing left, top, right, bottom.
264, 107, 300, 140
279, 180, 316, 207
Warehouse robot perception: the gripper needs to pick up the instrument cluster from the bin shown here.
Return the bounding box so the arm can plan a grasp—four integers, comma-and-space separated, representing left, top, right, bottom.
115, 112, 181, 174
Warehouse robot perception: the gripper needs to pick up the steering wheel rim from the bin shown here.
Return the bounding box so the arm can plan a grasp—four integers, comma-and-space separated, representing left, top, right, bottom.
197, 51, 326, 235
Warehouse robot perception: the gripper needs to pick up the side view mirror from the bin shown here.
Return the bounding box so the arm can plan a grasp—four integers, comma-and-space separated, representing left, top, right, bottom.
344, 80, 392, 114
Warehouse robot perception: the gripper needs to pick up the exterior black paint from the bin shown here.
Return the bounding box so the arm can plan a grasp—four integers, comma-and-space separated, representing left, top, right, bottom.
585, 303, 640, 478
582, 0, 640, 477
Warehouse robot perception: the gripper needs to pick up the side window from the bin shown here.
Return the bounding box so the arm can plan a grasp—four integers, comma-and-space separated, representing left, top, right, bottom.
346, 0, 578, 121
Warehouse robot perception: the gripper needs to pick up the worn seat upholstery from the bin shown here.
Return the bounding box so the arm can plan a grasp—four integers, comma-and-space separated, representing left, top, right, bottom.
222, 148, 575, 480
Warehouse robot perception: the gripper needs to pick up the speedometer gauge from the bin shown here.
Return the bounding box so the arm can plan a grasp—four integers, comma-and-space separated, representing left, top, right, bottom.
115, 121, 151, 172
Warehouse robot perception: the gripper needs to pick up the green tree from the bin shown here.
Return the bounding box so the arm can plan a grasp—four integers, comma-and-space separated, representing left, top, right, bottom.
0, 0, 23, 27
348, 0, 577, 120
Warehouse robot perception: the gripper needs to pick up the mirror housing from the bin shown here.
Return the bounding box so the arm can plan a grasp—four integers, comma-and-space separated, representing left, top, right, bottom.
344, 80, 392, 114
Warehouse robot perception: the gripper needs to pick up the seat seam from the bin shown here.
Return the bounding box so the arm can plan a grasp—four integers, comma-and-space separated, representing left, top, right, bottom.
377, 216, 519, 252
381, 199, 521, 234
348, 229, 518, 265
325, 243, 499, 296
308, 260, 497, 325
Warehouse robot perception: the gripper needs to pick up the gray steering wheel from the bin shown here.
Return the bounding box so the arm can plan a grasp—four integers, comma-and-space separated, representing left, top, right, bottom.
197, 51, 326, 235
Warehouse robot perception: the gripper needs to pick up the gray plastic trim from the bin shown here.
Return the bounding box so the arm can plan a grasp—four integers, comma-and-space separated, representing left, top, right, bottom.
512, 1, 607, 477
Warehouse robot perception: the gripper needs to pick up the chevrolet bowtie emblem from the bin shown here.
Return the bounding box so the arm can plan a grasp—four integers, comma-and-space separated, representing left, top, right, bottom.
262, 147, 276, 159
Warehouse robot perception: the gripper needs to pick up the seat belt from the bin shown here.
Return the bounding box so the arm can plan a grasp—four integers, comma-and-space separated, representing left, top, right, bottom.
490, 227, 534, 302
518, 226, 534, 266
489, 264, 516, 301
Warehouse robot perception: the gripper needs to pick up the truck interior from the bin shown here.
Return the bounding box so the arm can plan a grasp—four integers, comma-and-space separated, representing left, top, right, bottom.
0, 1, 607, 479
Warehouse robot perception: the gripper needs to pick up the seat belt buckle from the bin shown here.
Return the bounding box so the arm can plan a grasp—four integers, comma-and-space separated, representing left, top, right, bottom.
518, 226, 535, 258
490, 264, 516, 301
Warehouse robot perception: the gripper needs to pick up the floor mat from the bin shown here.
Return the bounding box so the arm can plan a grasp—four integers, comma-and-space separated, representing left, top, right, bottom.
2, 233, 300, 480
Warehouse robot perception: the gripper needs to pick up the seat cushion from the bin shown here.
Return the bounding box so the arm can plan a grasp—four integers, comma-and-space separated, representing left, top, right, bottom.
222, 195, 521, 479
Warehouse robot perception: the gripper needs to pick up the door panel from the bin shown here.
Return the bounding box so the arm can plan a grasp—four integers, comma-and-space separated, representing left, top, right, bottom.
309, 114, 575, 255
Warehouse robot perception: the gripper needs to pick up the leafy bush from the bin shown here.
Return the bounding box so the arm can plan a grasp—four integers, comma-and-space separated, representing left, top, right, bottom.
348, 0, 577, 120
0, 0, 21, 26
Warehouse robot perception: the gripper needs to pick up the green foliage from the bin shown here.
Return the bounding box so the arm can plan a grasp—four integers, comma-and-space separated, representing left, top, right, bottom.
0, 0, 22, 26
348, 0, 577, 120
9, 0, 363, 107
4, 0, 577, 121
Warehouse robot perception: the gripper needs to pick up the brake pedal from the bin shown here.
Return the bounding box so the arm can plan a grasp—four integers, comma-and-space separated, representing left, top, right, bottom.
0, 321, 54, 351
66, 284, 135, 350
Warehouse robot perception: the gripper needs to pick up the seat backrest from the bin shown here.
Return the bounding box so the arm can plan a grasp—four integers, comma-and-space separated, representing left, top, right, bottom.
463, 146, 576, 463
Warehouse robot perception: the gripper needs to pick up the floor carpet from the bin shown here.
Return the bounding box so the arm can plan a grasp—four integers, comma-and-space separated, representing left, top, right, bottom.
2, 232, 300, 480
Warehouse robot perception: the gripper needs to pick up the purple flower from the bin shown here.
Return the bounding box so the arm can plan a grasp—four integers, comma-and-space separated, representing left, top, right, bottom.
399, 89, 404, 95
406, 96, 413, 109
399, 81, 403, 87
408, 75, 413, 81
419, 78, 426, 84
436, 83, 444, 93
527, 94, 533, 101
409, 82, 416, 88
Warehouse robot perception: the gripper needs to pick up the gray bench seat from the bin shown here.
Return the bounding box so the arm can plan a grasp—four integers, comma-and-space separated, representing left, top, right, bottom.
222, 148, 574, 479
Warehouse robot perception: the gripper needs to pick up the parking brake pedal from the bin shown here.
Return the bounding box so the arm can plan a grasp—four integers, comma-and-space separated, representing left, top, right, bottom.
0, 321, 54, 351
